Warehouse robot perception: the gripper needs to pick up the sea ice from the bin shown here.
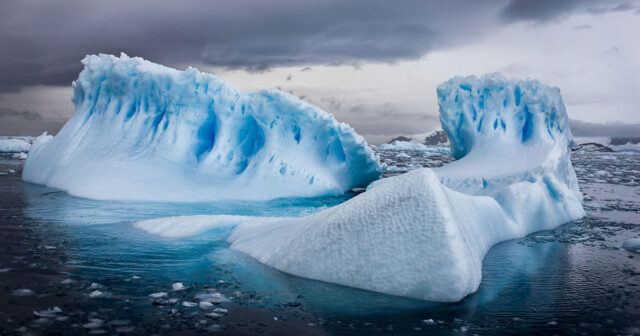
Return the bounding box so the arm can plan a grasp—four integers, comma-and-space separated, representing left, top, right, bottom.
22, 54, 382, 201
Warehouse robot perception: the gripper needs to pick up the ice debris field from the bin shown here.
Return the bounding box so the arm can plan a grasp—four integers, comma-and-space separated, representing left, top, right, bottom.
22, 54, 383, 202
22, 55, 585, 303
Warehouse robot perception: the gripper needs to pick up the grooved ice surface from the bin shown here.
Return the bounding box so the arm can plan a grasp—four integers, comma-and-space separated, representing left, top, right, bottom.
22, 54, 383, 201
225, 74, 585, 302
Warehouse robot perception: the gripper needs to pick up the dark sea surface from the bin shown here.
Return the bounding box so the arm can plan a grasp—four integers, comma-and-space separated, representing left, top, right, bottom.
1, 149, 639, 335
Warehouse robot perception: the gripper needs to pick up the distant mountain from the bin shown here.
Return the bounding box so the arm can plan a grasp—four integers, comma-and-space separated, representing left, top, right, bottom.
422, 130, 449, 147
610, 137, 640, 146
388, 136, 413, 143
385, 129, 450, 147
572, 142, 614, 152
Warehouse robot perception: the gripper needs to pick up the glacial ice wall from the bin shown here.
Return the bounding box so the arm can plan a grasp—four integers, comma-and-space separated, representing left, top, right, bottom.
222, 74, 585, 302
22, 54, 383, 201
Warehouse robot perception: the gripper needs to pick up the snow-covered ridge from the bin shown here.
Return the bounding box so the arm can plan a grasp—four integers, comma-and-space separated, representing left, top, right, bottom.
22, 54, 383, 201
221, 73, 585, 302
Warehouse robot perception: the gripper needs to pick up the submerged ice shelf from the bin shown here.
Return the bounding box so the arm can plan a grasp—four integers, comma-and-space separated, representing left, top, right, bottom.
22, 54, 383, 201
139, 74, 585, 302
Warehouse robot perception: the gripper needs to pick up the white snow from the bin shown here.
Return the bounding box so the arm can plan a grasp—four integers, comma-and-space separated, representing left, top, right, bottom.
22, 54, 383, 202
136, 74, 585, 302
12, 152, 28, 160
622, 238, 640, 252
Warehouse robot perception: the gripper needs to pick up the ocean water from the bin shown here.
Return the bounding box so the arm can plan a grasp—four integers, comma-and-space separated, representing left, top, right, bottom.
0, 148, 639, 335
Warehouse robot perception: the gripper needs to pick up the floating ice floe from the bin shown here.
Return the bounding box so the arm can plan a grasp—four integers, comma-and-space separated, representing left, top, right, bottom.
22, 54, 383, 202
0, 138, 31, 153
88, 290, 104, 298
172, 282, 186, 291
195, 292, 230, 303
12, 288, 35, 296
148, 292, 168, 299
137, 74, 585, 302
622, 238, 640, 253
12, 152, 27, 159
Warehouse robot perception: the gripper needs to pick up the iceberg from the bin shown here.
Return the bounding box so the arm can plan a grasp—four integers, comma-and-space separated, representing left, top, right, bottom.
22, 54, 383, 201
221, 74, 585, 302
0, 137, 32, 153
379, 141, 449, 152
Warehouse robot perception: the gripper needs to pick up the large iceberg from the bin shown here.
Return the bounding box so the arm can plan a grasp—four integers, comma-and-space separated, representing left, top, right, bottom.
220, 74, 584, 302
22, 54, 383, 201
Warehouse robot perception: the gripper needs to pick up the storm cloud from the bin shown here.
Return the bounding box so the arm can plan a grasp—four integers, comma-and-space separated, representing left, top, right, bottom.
501, 0, 639, 22
570, 119, 640, 137
2, 0, 637, 93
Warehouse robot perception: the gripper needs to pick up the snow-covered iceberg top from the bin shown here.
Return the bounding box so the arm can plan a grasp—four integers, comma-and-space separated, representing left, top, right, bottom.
22, 54, 383, 201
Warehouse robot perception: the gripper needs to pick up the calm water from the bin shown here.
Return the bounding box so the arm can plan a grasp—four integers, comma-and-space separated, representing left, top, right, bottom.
1, 149, 639, 335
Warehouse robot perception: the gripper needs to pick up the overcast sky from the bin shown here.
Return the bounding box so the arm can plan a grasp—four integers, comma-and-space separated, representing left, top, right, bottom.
1, 0, 639, 143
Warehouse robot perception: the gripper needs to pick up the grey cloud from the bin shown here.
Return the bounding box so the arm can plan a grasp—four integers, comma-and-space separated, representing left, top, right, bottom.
2, 0, 636, 93
573, 24, 593, 29
0, 0, 499, 92
501, 0, 639, 23
570, 119, 640, 137
0, 107, 42, 121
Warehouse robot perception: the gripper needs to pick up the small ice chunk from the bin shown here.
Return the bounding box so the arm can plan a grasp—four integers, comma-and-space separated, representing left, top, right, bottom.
182, 301, 197, 307
172, 282, 186, 291
83, 319, 104, 329
622, 238, 640, 253
213, 308, 228, 314
89, 282, 102, 289
205, 312, 221, 319
0, 268, 11, 273
33, 307, 63, 318
422, 319, 435, 325
199, 301, 214, 309
12, 152, 28, 160
148, 292, 168, 299
60, 279, 73, 285
89, 290, 104, 298
12, 289, 35, 296
195, 292, 230, 303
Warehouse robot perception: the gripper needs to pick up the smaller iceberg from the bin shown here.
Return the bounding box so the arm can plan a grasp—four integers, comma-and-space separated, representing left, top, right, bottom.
222, 74, 585, 302
22, 54, 383, 201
